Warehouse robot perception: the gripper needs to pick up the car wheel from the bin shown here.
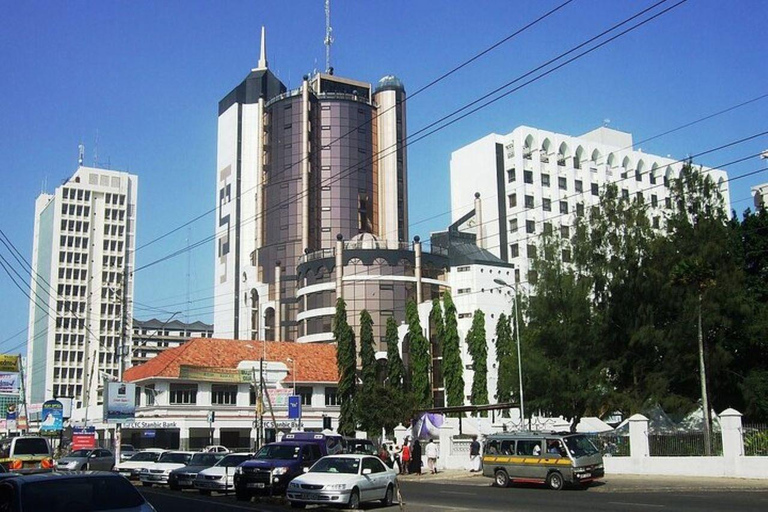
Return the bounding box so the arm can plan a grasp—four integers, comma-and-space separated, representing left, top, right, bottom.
546, 471, 564, 491
381, 484, 394, 506
142, 482, 153, 488
494, 469, 510, 488
80, 464, 88, 471
199, 490, 211, 496
347, 488, 360, 510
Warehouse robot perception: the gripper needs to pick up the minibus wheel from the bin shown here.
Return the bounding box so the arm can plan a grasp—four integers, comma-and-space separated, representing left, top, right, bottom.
494, 469, 510, 487
546, 471, 564, 490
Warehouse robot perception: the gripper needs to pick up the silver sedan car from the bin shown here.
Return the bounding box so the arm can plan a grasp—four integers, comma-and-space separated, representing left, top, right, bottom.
55, 449, 115, 471
286, 454, 397, 509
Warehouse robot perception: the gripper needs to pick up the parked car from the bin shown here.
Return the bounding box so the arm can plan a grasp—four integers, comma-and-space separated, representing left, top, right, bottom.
55, 448, 115, 471
139, 451, 194, 487
113, 449, 166, 480
194, 453, 252, 495
168, 452, 225, 490
119, 444, 137, 462
287, 454, 397, 509
234, 441, 324, 500
0, 471, 157, 511
0, 436, 54, 474
202, 445, 230, 454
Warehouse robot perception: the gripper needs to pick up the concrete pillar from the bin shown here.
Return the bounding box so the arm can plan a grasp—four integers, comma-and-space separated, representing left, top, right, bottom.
274, 262, 282, 341
438, 423, 455, 469
414, 235, 422, 304
628, 413, 649, 458
474, 192, 483, 249
301, 78, 310, 250
394, 425, 408, 446
335, 235, 344, 299
720, 408, 744, 458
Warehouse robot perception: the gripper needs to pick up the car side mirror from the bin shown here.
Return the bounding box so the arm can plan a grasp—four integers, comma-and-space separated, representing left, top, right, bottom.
302, 467, 309, 473
362, 468, 372, 475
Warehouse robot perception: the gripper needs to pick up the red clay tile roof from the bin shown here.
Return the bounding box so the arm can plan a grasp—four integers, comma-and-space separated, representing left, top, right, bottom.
124, 338, 339, 383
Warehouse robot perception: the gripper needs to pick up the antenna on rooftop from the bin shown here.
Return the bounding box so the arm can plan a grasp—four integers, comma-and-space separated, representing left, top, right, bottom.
324, 0, 334, 73
78, 143, 85, 167
93, 130, 99, 168
603, 118, 611, 127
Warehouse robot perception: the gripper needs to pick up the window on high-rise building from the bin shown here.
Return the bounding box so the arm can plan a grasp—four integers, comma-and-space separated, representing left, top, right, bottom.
543, 198, 551, 212
524, 171, 534, 184
541, 173, 550, 187
560, 225, 570, 239
576, 203, 585, 217
510, 244, 519, 258
651, 194, 658, 207
509, 218, 518, 232
527, 244, 537, 259
507, 169, 516, 183
621, 189, 630, 201
562, 249, 572, 262
575, 180, 583, 193
665, 197, 672, 208
559, 201, 569, 214
524, 195, 534, 209
636, 192, 644, 202
526, 220, 535, 233
543, 222, 553, 235
558, 177, 567, 190
591, 183, 599, 196
508, 194, 517, 208
653, 216, 660, 229
636, 170, 642, 182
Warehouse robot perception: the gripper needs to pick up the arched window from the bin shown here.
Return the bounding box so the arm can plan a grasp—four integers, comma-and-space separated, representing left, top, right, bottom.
540, 138, 552, 163
606, 153, 616, 168
523, 134, 536, 160
574, 146, 585, 170
635, 160, 645, 182
621, 156, 633, 178
557, 142, 570, 166
590, 148, 603, 166
650, 163, 659, 185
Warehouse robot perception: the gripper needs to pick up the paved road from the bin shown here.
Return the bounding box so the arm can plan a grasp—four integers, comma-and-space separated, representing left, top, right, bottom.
139, 474, 768, 512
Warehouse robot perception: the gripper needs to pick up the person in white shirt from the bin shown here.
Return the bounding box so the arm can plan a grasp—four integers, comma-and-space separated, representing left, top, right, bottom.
425, 439, 439, 474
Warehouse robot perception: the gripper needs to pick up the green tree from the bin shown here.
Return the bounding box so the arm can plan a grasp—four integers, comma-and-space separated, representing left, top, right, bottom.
333, 298, 357, 436
466, 309, 488, 414
406, 299, 431, 410
442, 291, 465, 410
356, 310, 378, 436
494, 312, 515, 415
384, 316, 404, 390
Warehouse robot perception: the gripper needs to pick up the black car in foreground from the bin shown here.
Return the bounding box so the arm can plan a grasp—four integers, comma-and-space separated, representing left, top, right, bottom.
168, 452, 225, 490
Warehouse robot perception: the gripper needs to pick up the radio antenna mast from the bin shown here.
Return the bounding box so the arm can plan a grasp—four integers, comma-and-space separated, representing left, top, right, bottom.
324, 0, 334, 73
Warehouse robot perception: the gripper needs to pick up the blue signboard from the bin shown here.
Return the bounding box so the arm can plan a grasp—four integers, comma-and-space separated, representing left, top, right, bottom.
288, 395, 301, 419
142, 430, 156, 438
40, 400, 64, 433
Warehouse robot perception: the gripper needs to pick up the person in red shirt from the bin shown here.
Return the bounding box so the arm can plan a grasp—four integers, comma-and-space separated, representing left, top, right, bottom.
401, 439, 411, 474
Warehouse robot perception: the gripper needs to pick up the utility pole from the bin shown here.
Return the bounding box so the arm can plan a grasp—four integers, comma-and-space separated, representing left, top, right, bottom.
698, 292, 712, 456
115, 266, 129, 464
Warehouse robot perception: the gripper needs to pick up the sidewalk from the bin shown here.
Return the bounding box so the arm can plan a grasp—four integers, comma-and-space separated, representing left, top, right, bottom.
397, 469, 768, 491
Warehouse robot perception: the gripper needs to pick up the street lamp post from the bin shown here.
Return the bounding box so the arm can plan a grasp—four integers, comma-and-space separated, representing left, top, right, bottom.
494, 278, 525, 430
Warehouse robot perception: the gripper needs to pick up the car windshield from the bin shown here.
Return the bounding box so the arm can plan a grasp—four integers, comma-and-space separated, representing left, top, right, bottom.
12, 438, 49, 456
130, 452, 160, 462
120, 445, 134, 452
255, 444, 301, 460
563, 435, 599, 458
216, 454, 250, 467
158, 452, 191, 464
68, 449, 92, 458
21, 475, 145, 511
190, 453, 222, 466
310, 457, 360, 474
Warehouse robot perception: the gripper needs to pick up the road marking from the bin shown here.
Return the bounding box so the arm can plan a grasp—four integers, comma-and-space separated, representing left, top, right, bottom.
440, 491, 475, 495
608, 502, 665, 508
141, 489, 257, 511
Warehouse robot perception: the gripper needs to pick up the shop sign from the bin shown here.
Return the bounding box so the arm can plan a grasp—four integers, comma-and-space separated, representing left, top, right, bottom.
266, 388, 292, 408
263, 420, 303, 429
142, 430, 156, 438
122, 420, 178, 429
72, 433, 97, 450
103, 382, 136, 424
179, 365, 251, 383
0, 355, 19, 372
40, 400, 64, 433
0, 372, 20, 395
5, 404, 17, 431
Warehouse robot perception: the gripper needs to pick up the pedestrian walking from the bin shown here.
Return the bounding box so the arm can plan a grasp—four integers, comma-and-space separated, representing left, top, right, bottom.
401, 440, 411, 474
425, 439, 439, 474
409, 439, 422, 475
469, 435, 482, 472
378, 444, 392, 467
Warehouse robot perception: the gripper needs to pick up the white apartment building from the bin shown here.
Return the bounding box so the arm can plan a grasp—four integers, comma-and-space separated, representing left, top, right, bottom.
131, 318, 213, 367
753, 182, 768, 210
26, 166, 138, 412
451, 126, 731, 287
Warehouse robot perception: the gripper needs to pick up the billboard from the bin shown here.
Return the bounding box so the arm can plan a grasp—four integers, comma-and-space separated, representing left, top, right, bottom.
179, 365, 251, 383
0, 372, 20, 395
103, 382, 136, 424
288, 395, 301, 419
266, 388, 293, 408
5, 404, 17, 431
40, 400, 64, 433
0, 355, 19, 372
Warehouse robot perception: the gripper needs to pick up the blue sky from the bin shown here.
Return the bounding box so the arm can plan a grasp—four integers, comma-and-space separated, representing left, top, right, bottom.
1, 0, 766, 352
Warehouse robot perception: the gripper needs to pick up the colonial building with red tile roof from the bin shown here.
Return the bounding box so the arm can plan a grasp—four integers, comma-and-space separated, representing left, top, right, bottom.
121, 338, 340, 451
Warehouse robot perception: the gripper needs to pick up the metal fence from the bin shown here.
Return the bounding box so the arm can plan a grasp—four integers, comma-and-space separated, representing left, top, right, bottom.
584, 432, 630, 457
649, 432, 723, 456
743, 424, 768, 456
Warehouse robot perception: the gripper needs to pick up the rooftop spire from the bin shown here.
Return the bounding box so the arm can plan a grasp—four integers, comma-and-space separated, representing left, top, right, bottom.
257, 26, 268, 69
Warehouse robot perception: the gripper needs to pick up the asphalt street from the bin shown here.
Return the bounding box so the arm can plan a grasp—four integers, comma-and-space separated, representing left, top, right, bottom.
138, 474, 768, 512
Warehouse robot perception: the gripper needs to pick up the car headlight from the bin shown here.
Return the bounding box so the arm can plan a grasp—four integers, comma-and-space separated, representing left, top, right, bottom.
288, 482, 300, 489
67, 461, 79, 469
272, 467, 289, 476
325, 483, 347, 490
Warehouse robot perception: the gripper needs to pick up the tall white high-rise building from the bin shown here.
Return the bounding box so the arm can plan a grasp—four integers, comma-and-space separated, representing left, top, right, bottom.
450, 126, 731, 287
26, 166, 138, 412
